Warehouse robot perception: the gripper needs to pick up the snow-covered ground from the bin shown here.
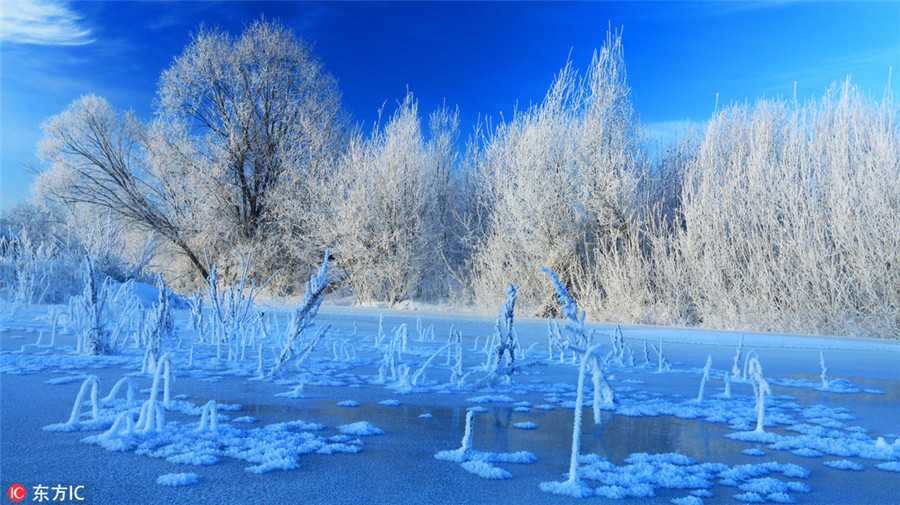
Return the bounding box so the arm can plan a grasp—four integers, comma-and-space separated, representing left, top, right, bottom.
2, 300, 898, 505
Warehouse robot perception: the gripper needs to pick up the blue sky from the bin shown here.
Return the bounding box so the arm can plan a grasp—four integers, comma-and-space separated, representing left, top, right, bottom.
1, 1, 898, 210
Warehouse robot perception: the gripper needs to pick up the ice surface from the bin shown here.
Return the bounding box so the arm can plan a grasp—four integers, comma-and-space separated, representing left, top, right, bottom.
4, 300, 899, 504
671, 496, 704, 505
466, 394, 515, 403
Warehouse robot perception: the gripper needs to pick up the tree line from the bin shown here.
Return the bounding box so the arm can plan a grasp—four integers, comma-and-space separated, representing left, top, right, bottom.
5, 18, 898, 339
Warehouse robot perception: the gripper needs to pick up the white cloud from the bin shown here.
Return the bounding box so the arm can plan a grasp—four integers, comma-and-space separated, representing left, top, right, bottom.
1, 0, 94, 46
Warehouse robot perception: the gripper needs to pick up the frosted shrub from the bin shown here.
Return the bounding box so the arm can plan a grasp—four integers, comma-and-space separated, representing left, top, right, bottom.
203, 250, 276, 361
141, 274, 174, 373
0, 232, 54, 306
469, 285, 522, 388
676, 80, 899, 338
75, 257, 112, 355
187, 287, 203, 331
1, 202, 150, 306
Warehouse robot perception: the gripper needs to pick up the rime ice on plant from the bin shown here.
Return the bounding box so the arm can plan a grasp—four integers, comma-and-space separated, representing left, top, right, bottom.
542, 267, 589, 354
271, 250, 331, 376
77, 256, 111, 355
696, 355, 712, 402
203, 250, 277, 363
819, 351, 829, 389
141, 273, 173, 374
473, 285, 520, 387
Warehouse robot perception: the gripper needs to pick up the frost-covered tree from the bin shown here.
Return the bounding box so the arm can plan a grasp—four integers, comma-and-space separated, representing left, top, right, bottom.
153, 17, 346, 286
37, 18, 346, 288
325, 92, 461, 303
36, 95, 202, 276
468, 29, 646, 314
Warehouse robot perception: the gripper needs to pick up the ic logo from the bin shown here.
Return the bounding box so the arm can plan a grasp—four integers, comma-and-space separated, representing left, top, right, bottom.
7, 484, 26, 502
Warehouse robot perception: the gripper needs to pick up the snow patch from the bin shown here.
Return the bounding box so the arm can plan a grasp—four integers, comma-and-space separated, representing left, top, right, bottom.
876, 462, 900, 472
823, 459, 864, 471
337, 421, 384, 436
156, 473, 199, 486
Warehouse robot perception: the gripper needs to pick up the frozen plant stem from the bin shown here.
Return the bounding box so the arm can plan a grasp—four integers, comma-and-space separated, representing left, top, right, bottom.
271, 251, 330, 376
102, 377, 137, 403
820, 351, 829, 389
461, 410, 475, 453
257, 344, 265, 379
136, 354, 172, 433
49, 307, 61, 347
697, 355, 712, 402
590, 351, 615, 421
377, 314, 384, 347
732, 333, 744, 379
743, 350, 758, 381
657, 338, 664, 373
67, 376, 100, 425
566, 346, 596, 485
198, 400, 218, 432
412, 341, 456, 386
748, 356, 771, 433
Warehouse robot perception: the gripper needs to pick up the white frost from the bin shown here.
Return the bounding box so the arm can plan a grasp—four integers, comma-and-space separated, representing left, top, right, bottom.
156, 473, 199, 486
